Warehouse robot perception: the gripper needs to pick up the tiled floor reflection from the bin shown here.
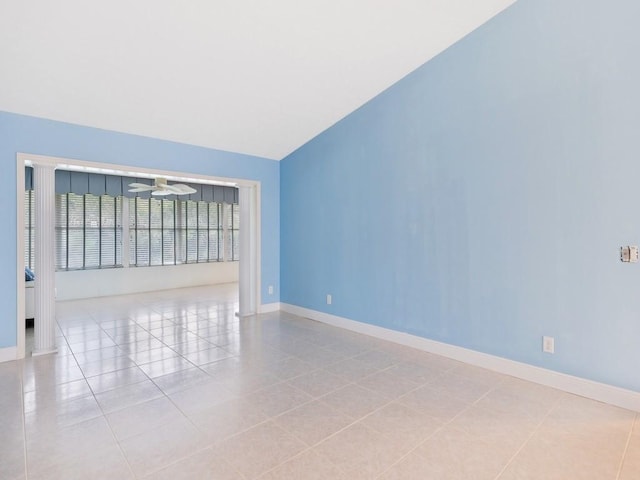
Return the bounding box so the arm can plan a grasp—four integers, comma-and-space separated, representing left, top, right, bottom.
1, 283, 639, 479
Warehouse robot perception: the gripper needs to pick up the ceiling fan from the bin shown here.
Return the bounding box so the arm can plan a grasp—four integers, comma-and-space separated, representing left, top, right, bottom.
128, 177, 197, 196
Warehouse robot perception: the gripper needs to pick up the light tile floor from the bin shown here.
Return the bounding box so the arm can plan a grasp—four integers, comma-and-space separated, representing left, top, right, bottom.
2, 283, 639, 479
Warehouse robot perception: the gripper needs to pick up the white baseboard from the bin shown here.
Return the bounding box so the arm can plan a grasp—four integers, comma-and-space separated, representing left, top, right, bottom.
280, 303, 640, 413
260, 302, 281, 313
0, 346, 17, 363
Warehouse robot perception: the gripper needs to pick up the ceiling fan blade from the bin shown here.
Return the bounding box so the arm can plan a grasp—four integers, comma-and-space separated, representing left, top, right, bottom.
128, 182, 155, 192
160, 184, 185, 194
171, 184, 197, 194
128, 180, 195, 195
151, 189, 173, 196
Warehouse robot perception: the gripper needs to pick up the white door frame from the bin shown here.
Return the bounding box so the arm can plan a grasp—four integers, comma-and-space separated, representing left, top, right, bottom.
15, 152, 261, 359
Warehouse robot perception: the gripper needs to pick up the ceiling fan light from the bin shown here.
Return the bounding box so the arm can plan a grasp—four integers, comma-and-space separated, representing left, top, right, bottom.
127, 178, 196, 196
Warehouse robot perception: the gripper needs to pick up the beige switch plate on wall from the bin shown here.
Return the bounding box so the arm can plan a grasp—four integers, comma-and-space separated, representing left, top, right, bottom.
620, 246, 639, 263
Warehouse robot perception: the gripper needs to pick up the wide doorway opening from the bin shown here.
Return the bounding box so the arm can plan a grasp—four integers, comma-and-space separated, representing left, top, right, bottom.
16, 153, 260, 359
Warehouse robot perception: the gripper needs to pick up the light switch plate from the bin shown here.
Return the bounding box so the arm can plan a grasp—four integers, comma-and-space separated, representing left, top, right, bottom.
621, 246, 639, 263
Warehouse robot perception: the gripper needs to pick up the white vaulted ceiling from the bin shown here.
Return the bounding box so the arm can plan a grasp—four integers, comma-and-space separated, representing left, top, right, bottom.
0, 0, 515, 160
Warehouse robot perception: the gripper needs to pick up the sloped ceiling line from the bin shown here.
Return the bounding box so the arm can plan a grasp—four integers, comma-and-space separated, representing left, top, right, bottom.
0, 0, 516, 160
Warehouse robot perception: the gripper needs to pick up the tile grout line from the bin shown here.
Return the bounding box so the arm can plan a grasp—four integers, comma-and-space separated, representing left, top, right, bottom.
313, 358, 496, 477
261, 360, 486, 479
372, 371, 506, 478
133, 340, 256, 478
25, 286, 637, 479
96, 360, 209, 478
80, 306, 220, 479
139, 366, 281, 479
198, 358, 409, 478
64, 314, 138, 480
25, 306, 415, 479
22, 321, 80, 480
64, 311, 202, 479
491, 390, 566, 480
260, 383, 363, 475
615, 412, 637, 480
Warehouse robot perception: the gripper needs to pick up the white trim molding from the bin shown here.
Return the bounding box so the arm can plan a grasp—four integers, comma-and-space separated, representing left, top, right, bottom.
281, 303, 640, 413
260, 302, 282, 314
15, 161, 26, 360
0, 347, 18, 363
32, 163, 58, 356
238, 184, 259, 317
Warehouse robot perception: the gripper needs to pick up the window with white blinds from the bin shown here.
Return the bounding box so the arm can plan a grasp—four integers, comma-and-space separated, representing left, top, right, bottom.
25, 191, 238, 271
24, 190, 35, 270
130, 198, 225, 266
225, 203, 240, 261
55, 193, 123, 270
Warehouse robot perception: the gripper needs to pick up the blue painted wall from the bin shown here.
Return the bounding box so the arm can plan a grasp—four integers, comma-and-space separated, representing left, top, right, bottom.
281, 0, 640, 391
0, 111, 280, 348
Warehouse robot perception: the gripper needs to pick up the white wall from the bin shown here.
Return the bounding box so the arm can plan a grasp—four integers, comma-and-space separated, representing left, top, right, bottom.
55, 262, 238, 300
